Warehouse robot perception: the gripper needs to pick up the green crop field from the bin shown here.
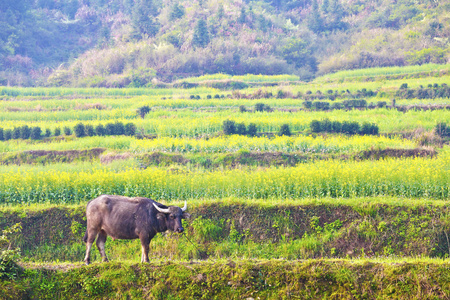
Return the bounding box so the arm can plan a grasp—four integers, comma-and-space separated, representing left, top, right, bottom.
1, 65, 450, 298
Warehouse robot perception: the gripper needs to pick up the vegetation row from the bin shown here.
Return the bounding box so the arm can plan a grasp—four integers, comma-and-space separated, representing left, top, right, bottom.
3, 260, 450, 299
1, 200, 450, 264
0, 122, 136, 141
0, 154, 448, 204
310, 119, 379, 135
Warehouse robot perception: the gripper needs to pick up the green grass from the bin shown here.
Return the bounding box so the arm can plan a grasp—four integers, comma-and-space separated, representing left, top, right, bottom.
315, 63, 450, 82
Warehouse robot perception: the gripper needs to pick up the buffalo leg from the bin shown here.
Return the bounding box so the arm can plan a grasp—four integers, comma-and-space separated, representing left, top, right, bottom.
96, 230, 109, 262
84, 229, 98, 265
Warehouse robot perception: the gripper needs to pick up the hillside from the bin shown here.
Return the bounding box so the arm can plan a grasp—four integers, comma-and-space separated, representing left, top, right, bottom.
1, 0, 450, 86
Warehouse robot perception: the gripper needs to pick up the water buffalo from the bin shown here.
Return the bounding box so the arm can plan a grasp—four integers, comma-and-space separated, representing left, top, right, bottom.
83, 195, 190, 265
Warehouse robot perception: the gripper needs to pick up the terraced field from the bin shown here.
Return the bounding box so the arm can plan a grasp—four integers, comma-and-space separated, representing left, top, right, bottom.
1, 65, 450, 298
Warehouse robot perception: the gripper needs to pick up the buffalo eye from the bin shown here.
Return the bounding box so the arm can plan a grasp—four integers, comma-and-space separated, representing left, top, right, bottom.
170, 215, 175, 219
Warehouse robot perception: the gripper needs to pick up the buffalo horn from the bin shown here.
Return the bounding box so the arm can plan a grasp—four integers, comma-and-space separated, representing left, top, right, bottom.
153, 203, 170, 214
181, 200, 187, 212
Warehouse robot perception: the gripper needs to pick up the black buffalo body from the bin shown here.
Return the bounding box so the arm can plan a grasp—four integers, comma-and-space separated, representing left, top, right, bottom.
83, 195, 189, 265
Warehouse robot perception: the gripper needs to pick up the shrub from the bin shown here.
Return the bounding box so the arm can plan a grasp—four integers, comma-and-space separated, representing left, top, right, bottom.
105, 123, 115, 135
303, 101, 312, 109
331, 121, 342, 133
54, 127, 61, 136
85, 125, 95, 136
206, 95, 211, 99
63, 126, 72, 135
377, 101, 387, 108
239, 105, 247, 113
236, 123, 246, 135
400, 83, 408, 89
278, 124, 292, 136
44, 128, 51, 137
310, 120, 321, 133
0, 223, 22, 280
255, 103, 271, 112
95, 124, 106, 136
223, 120, 236, 135
30, 127, 42, 140
12, 127, 21, 139
0, 128, 3, 141
124, 123, 136, 136
74, 123, 86, 138
114, 122, 125, 135
20, 125, 31, 139
137, 106, 151, 119
435, 122, 449, 137
320, 118, 332, 132
4, 129, 11, 140
247, 123, 258, 137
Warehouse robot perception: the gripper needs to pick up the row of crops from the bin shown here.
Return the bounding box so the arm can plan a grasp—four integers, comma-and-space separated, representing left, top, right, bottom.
0, 152, 448, 204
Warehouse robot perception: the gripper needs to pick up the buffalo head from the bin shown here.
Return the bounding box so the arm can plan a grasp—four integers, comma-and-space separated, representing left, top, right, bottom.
153, 201, 190, 233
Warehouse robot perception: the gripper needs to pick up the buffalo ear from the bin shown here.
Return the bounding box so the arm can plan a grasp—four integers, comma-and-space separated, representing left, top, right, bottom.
182, 212, 191, 219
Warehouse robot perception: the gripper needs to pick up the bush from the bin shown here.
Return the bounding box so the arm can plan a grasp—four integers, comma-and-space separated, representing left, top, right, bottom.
137, 106, 151, 119
124, 123, 136, 136
95, 124, 106, 136
247, 123, 258, 137
54, 127, 61, 136
20, 125, 31, 139
85, 125, 95, 136
239, 105, 247, 113
44, 128, 51, 137
255, 103, 271, 112
105, 123, 115, 135
0, 223, 22, 280
0, 128, 3, 141
435, 122, 449, 137
223, 120, 236, 135
278, 124, 291, 136
331, 121, 342, 133
303, 101, 312, 109
376, 101, 387, 108
12, 127, 21, 139
4, 129, 12, 140
63, 126, 72, 135
236, 123, 246, 135
310, 120, 321, 133
30, 127, 42, 140
114, 122, 125, 135
74, 123, 86, 138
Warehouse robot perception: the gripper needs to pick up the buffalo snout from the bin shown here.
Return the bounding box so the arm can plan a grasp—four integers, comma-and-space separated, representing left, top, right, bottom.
175, 227, 184, 233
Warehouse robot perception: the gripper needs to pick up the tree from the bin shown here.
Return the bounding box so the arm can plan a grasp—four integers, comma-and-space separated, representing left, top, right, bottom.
281, 38, 317, 73
30, 127, 41, 140
74, 123, 85, 137
238, 7, 246, 24
192, 19, 210, 48
169, 3, 185, 21
278, 124, 291, 136
307, 0, 324, 33
132, 0, 160, 38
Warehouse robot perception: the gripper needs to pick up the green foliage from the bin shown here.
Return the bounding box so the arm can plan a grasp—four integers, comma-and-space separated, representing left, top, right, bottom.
95, 124, 105, 136
124, 123, 136, 136
30, 127, 42, 140
278, 124, 291, 136
247, 123, 258, 137
223, 119, 236, 135
63, 127, 72, 135
85, 125, 95, 137
54, 127, 61, 136
131, 0, 160, 38
137, 105, 151, 119
435, 122, 449, 138
74, 123, 86, 138
169, 3, 185, 21
20, 125, 31, 139
0, 223, 22, 280
192, 19, 209, 48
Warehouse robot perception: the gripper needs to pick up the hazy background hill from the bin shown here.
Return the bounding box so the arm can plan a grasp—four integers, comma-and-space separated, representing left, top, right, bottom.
1, 0, 450, 87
